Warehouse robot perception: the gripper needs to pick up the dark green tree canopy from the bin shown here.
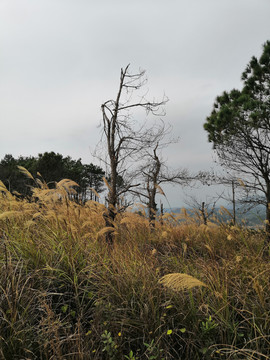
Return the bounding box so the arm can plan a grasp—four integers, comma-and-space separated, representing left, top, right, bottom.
205, 40, 270, 145
0, 152, 104, 201
204, 40, 270, 238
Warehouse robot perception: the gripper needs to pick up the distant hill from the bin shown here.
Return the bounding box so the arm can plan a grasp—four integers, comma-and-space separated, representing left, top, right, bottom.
162, 205, 266, 227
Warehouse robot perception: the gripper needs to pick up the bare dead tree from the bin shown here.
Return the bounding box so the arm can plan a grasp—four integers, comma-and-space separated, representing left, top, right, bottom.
195, 170, 243, 225
195, 170, 263, 226
95, 64, 168, 244
185, 194, 222, 226
130, 123, 190, 228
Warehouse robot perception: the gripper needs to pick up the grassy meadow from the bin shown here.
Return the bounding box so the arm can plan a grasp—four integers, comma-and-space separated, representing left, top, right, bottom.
0, 177, 269, 360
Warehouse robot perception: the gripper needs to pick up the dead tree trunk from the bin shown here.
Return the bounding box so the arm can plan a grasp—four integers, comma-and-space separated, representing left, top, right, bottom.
264, 182, 270, 251
98, 65, 167, 245
201, 201, 208, 225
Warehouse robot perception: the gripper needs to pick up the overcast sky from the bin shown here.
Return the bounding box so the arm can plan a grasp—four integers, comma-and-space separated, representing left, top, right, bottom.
1, 0, 270, 207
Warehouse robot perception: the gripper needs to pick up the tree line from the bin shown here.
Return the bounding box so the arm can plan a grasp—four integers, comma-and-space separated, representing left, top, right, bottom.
0, 152, 104, 202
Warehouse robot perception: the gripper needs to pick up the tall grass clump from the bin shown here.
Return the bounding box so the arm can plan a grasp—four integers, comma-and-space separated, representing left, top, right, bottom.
0, 172, 269, 359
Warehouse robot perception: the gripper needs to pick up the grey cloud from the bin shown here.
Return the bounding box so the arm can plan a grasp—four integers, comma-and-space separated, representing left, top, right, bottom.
0, 0, 270, 206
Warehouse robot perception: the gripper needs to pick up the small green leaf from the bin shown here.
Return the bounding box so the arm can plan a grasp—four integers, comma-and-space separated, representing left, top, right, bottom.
167, 329, 173, 335
87, 291, 94, 299
61, 304, 68, 313
200, 347, 208, 354
180, 328, 186, 333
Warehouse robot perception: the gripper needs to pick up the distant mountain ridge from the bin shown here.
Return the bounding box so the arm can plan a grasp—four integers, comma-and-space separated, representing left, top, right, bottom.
161, 205, 266, 227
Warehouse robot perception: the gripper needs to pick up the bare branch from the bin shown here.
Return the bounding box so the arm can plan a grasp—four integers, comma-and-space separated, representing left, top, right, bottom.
94, 65, 168, 244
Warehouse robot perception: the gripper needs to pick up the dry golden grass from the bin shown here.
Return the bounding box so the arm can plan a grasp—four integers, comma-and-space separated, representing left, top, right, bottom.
0, 172, 269, 359
159, 273, 207, 291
